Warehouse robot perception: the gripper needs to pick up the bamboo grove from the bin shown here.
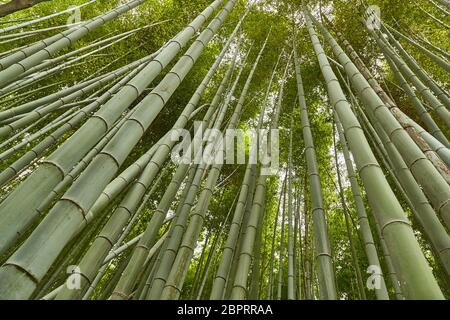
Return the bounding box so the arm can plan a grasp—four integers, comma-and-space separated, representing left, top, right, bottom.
0, 0, 448, 300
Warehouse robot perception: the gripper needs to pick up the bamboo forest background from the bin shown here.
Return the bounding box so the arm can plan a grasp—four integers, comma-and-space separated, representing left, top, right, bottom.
0, 0, 449, 300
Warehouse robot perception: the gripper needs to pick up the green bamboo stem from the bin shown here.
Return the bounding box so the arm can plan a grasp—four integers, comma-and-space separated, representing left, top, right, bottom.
332, 121, 366, 300
371, 29, 450, 128
111, 42, 245, 300
334, 111, 389, 300
305, 9, 444, 299
386, 56, 449, 147
362, 99, 450, 277
0, 0, 97, 34
228, 49, 285, 301
139, 164, 199, 299
287, 117, 296, 300
19, 21, 168, 81
196, 200, 235, 299
381, 24, 450, 108
0, 0, 227, 300
0, 0, 143, 87
0, 63, 146, 189
266, 178, 285, 300
385, 23, 450, 73
54, 164, 166, 299
277, 179, 287, 300
0, 7, 210, 202
293, 41, 337, 300
0, 0, 224, 258
210, 47, 282, 300
160, 33, 265, 300
248, 193, 266, 300
318, 16, 450, 236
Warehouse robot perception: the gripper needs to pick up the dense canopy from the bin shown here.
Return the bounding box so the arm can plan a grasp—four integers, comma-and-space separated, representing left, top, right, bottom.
0, 0, 449, 300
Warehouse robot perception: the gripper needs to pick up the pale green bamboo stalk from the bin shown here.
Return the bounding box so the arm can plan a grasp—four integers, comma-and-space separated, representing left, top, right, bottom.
196, 200, 235, 299
112, 44, 245, 301
54, 164, 167, 299
345, 92, 408, 302
333, 110, 389, 300
0, 0, 227, 300
230, 168, 269, 300
0, 64, 146, 189
385, 23, 450, 73
138, 164, 199, 299
5, 34, 134, 93
0, 0, 224, 260
317, 16, 450, 235
0, 50, 157, 122
0, 107, 79, 160
293, 41, 337, 300
266, 178, 285, 300
361, 97, 450, 277
0, 0, 97, 34
332, 121, 366, 300
371, 29, 450, 128
0, 0, 144, 86
334, 29, 450, 152
381, 24, 450, 108
229, 49, 285, 301
248, 194, 266, 300
277, 181, 287, 300
386, 56, 449, 147
0, 114, 50, 149
160, 35, 266, 300
210, 47, 282, 300
409, 28, 450, 61
407, 118, 450, 167
287, 116, 296, 300
145, 99, 227, 300
0, 23, 82, 41
305, 8, 444, 299
0, 59, 154, 136
19, 21, 168, 80
428, 0, 450, 13
68, 52, 238, 299
419, 7, 450, 29
81, 9, 243, 233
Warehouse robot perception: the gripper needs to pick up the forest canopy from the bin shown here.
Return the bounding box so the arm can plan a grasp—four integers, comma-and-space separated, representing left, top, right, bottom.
0, 0, 449, 301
